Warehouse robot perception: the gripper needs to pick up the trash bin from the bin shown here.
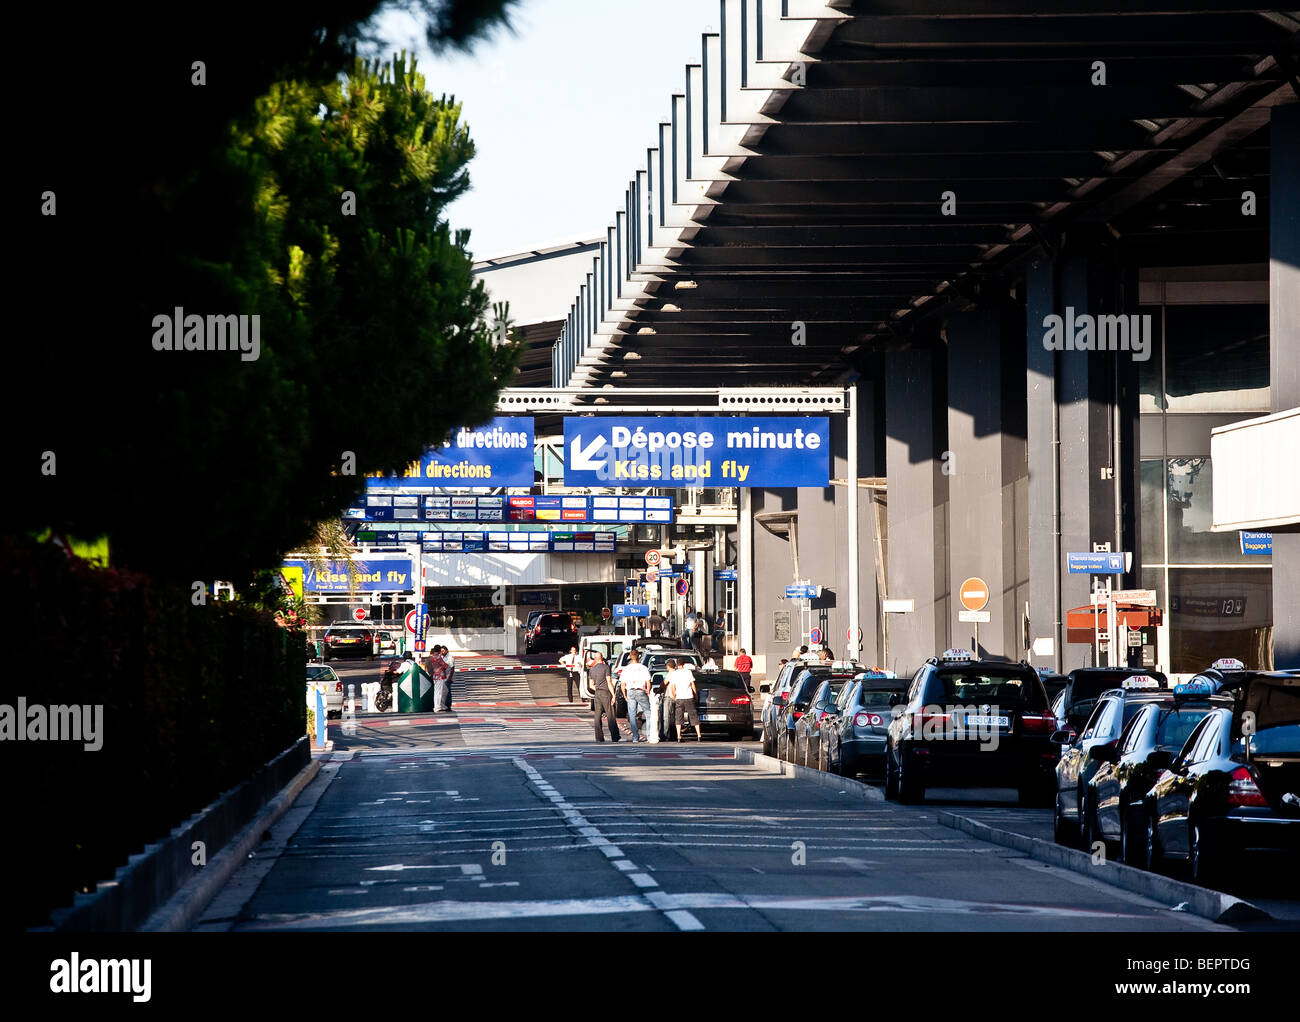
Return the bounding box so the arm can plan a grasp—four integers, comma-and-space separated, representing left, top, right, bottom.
396, 662, 434, 713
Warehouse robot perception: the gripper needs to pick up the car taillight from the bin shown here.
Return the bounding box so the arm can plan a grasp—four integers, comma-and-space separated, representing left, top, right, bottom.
855, 712, 883, 727
335, 682, 343, 692
792, 711, 803, 720
1227, 766, 1269, 808
819, 709, 833, 719
1020, 713, 1057, 733
731, 695, 751, 706
918, 710, 951, 728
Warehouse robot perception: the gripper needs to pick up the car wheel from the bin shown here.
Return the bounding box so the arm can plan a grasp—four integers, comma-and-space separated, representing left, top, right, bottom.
1053, 792, 1074, 846
1189, 824, 1221, 888
762, 727, 774, 757
897, 749, 924, 805
884, 750, 900, 801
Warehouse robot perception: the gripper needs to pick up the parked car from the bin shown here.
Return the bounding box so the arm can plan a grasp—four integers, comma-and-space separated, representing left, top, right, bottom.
885, 649, 1057, 805
650, 667, 754, 740
1051, 674, 1169, 847
1037, 669, 1068, 705
322, 625, 375, 661
577, 635, 634, 701
1140, 670, 1300, 885
793, 677, 852, 768
1088, 692, 1232, 864
375, 630, 398, 655
759, 659, 809, 756
306, 664, 344, 718
822, 672, 907, 778
775, 663, 862, 762
1057, 667, 1168, 735
525, 611, 580, 654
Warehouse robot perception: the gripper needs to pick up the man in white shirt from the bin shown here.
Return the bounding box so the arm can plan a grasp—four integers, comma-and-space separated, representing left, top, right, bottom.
559, 646, 581, 703
619, 650, 653, 742
665, 658, 702, 742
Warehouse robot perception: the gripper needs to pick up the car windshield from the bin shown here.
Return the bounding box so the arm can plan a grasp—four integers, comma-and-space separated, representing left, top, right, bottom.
857, 685, 906, 708
935, 668, 1040, 708
306, 666, 335, 680
1154, 707, 1213, 749
1233, 678, 1300, 754
695, 671, 746, 690
1068, 670, 1166, 705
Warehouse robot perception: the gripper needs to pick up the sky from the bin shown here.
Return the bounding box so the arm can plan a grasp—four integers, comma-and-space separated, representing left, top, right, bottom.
374, 0, 720, 258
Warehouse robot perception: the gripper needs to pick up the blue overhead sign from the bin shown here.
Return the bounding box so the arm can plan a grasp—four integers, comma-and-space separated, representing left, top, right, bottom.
715, 568, 738, 581
612, 603, 651, 619
284, 558, 414, 592
1067, 552, 1128, 574
1241, 531, 1272, 556
786, 584, 819, 599
562, 417, 830, 488
365, 417, 535, 488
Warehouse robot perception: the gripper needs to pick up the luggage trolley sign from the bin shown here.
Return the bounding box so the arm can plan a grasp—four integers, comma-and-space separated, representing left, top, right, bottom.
563, 417, 830, 488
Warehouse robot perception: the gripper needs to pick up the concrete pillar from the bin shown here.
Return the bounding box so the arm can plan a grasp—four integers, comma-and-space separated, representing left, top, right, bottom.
945, 307, 1028, 660
1271, 103, 1300, 669
1026, 258, 1062, 670
885, 344, 949, 674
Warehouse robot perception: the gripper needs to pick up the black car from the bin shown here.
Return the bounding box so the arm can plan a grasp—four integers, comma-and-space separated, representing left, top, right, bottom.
1088, 692, 1231, 864
792, 678, 850, 768
1051, 676, 1172, 847
775, 663, 861, 762
1037, 670, 1068, 706
651, 667, 755, 740
322, 625, 374, 661
885, 649, 1057, 805
759, 659, 809, 757
1141, 671, 1300, 885
822, 672, 907, 778
525, 611, 580, 654
1057, 667, 1168, 736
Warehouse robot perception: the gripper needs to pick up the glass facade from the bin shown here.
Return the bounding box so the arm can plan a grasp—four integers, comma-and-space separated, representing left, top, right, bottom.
1138, 294, 1271, 673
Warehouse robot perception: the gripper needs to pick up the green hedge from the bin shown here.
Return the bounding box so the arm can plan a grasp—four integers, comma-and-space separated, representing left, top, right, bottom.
0, 537, 303, 929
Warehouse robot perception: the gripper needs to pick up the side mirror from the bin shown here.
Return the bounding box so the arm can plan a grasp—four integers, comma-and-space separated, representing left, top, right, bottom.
1050, 729, 1076, 746
759, 684, 771, 694
748, 685, 755, 693
1089, 743, 1118, 764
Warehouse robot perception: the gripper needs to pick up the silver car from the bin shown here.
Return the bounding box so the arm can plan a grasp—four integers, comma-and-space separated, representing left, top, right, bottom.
307, 664, 344, 718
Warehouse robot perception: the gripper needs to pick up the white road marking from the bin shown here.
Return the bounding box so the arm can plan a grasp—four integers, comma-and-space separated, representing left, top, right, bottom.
628, 873, 658, 889
611, 860, 635, 872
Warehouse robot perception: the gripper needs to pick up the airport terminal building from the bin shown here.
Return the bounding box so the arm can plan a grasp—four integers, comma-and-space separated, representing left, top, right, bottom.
346, 2, 1299, 679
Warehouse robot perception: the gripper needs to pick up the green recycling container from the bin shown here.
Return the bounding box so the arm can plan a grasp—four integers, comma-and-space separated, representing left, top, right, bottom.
396, 662, 434, 712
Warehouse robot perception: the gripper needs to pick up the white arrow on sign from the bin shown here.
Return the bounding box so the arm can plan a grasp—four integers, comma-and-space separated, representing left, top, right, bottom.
570, 434, 606, 471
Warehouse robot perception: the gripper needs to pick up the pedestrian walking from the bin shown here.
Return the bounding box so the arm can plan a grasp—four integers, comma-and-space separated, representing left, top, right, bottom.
734, 648, 753, 689
647, 669, 663, 744
560, 646, 581, 703
443, 645, 456, 710
666, 657, 702, 742
588, 652, 621, 742
681, 606, 696, 650
620, 649, 653, 743
426, 646, 450, 711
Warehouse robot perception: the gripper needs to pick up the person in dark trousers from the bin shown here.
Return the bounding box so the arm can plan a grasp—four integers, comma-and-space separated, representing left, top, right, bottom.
442, 645, 456, 711
712, 611, 725, 655
666, 657, 702, 742
560, 646, 581, 702
588, 652, 621, 742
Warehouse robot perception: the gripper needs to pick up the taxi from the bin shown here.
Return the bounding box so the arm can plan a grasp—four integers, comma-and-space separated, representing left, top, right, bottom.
884, 649, 1057, 805
1051, 672, 1167, 847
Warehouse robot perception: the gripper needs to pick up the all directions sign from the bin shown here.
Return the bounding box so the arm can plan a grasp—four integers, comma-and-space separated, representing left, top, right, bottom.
283, 558, 413, 592
563, 416, 830, 488
365, 417, 535, 488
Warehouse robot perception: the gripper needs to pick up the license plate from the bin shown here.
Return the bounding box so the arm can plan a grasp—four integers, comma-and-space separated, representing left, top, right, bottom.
702, 713, 728, 721
964, 715, 1009, 728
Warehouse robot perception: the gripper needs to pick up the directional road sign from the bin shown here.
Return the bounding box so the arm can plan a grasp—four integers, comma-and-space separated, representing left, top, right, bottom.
785, 584, 819, 599
1067, 551, 1130, 574
563, 416, 830, 488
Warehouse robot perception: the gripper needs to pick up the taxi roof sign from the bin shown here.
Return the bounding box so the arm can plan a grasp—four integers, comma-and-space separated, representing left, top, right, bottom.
940, 648, 975, 662
1175, 678, 1220, 696
1122, 674, 1161, 689
1211, 657, 1246, 672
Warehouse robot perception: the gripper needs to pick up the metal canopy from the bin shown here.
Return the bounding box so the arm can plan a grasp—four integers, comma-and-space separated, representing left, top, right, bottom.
550, 0, 1296, 390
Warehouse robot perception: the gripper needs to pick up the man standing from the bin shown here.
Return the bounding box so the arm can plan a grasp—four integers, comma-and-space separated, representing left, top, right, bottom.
734, 648, 753, 689
588, 652, 620, 742
712, 610, 726, 655
681, 606, 696, 650
666, 657, 702, 743
560, 645, 581, 703
620, 650, 653, 743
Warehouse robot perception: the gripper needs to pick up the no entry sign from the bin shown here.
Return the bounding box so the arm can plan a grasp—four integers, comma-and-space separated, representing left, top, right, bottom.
958, 577, 989, 613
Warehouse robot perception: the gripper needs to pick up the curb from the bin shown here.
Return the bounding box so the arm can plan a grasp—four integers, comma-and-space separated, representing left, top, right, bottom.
734, 748, 885, 803
935, 811, 1271, 925
139, 757, 323, 932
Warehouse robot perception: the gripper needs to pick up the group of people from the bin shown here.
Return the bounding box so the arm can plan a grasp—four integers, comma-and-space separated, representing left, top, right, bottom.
586, 649, 703, 743
378, 645, 456, 712
676, 607, 726, 654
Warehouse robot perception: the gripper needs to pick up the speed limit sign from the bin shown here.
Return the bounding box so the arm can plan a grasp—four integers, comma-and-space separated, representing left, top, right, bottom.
645, 549, 661, 567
